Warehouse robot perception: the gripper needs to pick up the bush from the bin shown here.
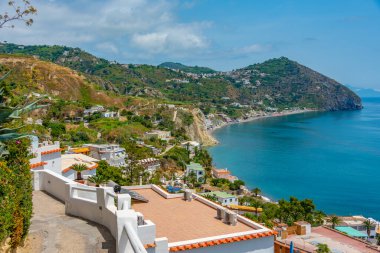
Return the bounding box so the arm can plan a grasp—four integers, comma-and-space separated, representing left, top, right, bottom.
0, 139, 33, 248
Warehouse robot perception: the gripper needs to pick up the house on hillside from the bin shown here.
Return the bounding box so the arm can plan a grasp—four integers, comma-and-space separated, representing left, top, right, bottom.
185, 162, 205, 183
201, 191, 238, 206
84, 143, 127, 167
212, 168, 238, 182
143, 130, 171, 141
181, 141, 201, 154
138, 158, 161, 174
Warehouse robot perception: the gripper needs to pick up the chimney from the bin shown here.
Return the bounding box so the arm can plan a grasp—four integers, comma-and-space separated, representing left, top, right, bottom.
229, 212, 238, 226
217, 207, 226, 220
137, 212, 145, 226
184, 189, 192, 201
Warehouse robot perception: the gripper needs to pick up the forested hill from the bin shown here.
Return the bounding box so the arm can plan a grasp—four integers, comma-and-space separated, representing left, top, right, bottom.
158, 62, 217, 74
0, 43, 362, 113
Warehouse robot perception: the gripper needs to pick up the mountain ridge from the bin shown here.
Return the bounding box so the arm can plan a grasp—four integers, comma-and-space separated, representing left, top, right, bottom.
0, 43, 362, 113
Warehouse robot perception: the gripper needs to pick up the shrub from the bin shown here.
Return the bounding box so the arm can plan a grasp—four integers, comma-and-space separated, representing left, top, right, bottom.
0, 139, 32, 248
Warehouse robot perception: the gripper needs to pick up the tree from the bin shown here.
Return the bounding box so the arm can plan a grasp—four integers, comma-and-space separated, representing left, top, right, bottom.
252, 187, 261, 197
0, 72, 48, 156
363, 219, 374, 239
316, 243, 331, 253
71, 163, 88, 181
88, 174, 108, 187
250, 199, 262, 216
376, 233, 380, 246
0, 1, 37, 29
328, 215, 341, 229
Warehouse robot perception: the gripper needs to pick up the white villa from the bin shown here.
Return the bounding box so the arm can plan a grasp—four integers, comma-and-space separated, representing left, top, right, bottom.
185, 162, 205, 183
84, 143, 127, 167
201, 191, 239, 206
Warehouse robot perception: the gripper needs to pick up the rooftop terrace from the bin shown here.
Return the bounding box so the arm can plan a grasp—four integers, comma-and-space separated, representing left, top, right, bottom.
131, 188, 265, 244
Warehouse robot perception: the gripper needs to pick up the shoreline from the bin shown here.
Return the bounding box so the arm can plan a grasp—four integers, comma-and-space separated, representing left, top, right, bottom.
208, 108, 318, 137
206, 108, 318, 204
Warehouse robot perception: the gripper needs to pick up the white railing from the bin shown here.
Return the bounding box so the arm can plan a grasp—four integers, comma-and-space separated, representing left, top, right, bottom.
124, 223, 147, 253
32, 170, 148, 253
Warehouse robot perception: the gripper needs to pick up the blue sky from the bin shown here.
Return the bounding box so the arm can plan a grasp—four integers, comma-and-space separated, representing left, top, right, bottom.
2, 0, 380, 89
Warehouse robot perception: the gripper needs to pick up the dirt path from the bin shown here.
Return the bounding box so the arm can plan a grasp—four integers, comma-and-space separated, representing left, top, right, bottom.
17, 191, 116, 253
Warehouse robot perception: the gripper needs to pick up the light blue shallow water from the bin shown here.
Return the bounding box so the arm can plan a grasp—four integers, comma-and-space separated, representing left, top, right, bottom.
209, 98, 380, 220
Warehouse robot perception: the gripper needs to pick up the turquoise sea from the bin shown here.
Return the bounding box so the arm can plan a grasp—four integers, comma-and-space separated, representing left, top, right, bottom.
209, 98, 380, 220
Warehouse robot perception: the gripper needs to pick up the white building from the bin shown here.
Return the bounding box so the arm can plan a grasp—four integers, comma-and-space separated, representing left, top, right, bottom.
138, 158, 161, 174
84, 143, 127, 167
83, 105, 105, 116
30, 137, 62, 174
201, 191, 239, 206
185, 162, 205, 183
61, 153, 99, 180
181, 141, 201, 154
144, 130, 171, 141
102, 111, 119, 118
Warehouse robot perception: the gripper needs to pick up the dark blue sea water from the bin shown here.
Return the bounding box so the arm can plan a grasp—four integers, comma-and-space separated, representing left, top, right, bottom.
209, 98, 380, 220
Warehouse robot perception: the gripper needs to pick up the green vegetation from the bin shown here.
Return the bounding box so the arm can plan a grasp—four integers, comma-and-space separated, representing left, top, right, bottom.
363, 219, 375, 238
159, 62, 217, 74
210, 178, 245, 191
0, 139, 32, 248
328, 215, 341, 229
88, 174, 109, 187
71, 163, 88, 180
0, 43, 362, 117
316, 243, 331, 253
242, 195, 325, 228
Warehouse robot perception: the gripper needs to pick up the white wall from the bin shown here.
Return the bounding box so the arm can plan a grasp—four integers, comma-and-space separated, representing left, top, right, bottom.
32, 170, 148, 253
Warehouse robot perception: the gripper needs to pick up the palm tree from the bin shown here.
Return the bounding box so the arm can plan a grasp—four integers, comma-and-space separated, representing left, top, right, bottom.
71, 163, 88, 181
328, 215, 341, 229
252, 187, 261, 197
88, 174, 108, 187
250, 199, 262, 216
363, 219, 374, 239
316, 243, 331, 253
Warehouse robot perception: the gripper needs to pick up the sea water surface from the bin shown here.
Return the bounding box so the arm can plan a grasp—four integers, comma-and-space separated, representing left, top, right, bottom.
209, 98, 380, 220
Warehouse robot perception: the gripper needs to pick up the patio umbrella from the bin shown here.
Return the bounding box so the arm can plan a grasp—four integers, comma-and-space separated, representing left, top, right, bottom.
289, 241, 294, 253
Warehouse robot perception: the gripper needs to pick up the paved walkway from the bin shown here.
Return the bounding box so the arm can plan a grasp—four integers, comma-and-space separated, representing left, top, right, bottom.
18, 191, 116, 253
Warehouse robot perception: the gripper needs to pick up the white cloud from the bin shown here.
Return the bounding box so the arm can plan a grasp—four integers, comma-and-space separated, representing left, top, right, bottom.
96, 42, 119, 54
131, 24, 209, 54
236, 44, 272, 54
1, 0, 209, 59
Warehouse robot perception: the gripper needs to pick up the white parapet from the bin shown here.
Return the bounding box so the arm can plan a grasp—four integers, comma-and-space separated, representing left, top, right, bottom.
31, 169, 149, 253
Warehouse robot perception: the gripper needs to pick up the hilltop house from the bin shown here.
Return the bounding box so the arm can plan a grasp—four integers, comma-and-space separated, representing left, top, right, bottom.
212, 168, 238, 182
181, 141, 201, 154
185, 162, 205, 183
84, 143, 127, 167
83, 105, 105, 117
144, 130, 171, 141
138, 158, 161, 174
201, 191, 238, 206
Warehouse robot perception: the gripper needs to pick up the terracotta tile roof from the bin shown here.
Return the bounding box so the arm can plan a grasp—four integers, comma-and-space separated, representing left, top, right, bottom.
30, 162, 47, 169
144, 243, 155, 249
41, 148, 62, 155
169, 231, 277, 252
